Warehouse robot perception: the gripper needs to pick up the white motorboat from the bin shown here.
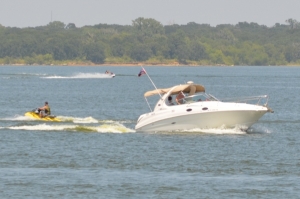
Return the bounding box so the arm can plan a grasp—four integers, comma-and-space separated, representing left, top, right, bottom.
135, 81, 273, 132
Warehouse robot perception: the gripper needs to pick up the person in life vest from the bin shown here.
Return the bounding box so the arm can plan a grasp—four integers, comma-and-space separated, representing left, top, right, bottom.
38, 101, 51, 118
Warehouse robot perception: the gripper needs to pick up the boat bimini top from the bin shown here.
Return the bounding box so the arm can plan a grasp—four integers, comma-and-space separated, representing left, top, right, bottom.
142, 81, 209, 112
144, 81, 205, 97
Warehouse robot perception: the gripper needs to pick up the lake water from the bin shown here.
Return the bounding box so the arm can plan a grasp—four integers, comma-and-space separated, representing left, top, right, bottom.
0, 65, 299, 198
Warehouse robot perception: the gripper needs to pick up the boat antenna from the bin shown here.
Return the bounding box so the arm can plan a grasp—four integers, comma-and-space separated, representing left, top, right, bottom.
141, 66, 162, 98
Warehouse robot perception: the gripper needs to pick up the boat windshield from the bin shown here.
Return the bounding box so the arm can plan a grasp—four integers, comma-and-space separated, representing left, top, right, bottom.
165, 93, 219, 105
184, 93, 219, 103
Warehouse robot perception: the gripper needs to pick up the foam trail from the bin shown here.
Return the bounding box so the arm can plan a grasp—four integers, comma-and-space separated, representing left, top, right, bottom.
1, 73, 47, 78
5, 123, 135, 133
1, 115, 35, 121
57, 116, 99, 123
246, 125, 272, 134
181, 124, 272, 134
1, 115, 121, 124
42, 73, 113, 79
181, 126, 247, 134
8, 124, 72, 131
96, 123, 135, 133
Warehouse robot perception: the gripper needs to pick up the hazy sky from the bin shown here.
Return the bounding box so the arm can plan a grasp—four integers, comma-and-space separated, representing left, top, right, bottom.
1, 0, 300, 28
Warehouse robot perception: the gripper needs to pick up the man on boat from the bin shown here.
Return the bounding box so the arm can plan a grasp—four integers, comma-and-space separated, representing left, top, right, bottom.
176, 91, 185, 104
168, 96, 174, 105
38, 101, 51, 118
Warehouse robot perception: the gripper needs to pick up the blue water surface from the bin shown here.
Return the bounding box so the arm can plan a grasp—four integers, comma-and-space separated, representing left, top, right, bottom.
0, 65, 299, 198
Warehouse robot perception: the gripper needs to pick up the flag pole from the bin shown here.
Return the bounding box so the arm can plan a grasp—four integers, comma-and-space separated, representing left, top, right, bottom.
141, 66, 162, 98
144, 97, 152, 112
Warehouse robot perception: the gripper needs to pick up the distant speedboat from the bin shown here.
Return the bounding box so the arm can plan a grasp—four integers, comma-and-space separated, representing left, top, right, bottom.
135, 81, 273, 132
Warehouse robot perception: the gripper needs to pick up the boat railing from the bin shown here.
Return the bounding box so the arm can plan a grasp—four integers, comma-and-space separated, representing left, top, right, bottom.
221, 95, 269, 106
182, 94, 269, 106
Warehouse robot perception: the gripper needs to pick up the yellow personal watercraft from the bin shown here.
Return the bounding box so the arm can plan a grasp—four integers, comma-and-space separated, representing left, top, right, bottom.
25, 109, 61, 122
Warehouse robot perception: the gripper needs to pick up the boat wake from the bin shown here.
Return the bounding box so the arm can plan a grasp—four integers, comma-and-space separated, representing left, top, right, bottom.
245, 125, 272, 134
2, 115, 116, 124
42, 73, 113, 79
160, 125, 271, 135
181, 127, 247, 134
57, 116, 99, 123
5, 123, 134, 133
0, 73, 47, 79
0, 115, 135, 133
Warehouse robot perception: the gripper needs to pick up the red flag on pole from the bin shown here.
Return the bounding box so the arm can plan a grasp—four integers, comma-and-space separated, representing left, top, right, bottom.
138, 68, 146, 77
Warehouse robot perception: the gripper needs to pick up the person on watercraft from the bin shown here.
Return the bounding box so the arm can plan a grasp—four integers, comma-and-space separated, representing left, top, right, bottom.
106, 70, 113, 75
38, 101, 51, 118
168, 96, 174, 105
176, 91, 185, 104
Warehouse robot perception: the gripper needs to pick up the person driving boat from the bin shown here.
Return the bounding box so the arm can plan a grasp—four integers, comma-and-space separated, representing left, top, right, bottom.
38, 101, 51, 118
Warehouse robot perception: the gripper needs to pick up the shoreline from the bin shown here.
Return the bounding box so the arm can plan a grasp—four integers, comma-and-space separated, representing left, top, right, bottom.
1, 63, 300, 67
1, 63, 228, 67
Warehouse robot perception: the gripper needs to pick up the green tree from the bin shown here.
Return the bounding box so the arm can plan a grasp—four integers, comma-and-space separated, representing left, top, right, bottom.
285, 18, 299, 29
85, 43, 105, 63
165, 29, 187, 59
189, 42, 207, 61
110, 36, 125, 57
130, 44, 152, 61
47, 21, 66, 30
210, 50, 225, 64
132, 17, 164, 40
285, 43, 300, 62
65, 23, 76, 29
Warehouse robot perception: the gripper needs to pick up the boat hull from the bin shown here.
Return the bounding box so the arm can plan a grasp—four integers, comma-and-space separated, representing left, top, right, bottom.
135, 102, 269, 132
25, 112, 61, 122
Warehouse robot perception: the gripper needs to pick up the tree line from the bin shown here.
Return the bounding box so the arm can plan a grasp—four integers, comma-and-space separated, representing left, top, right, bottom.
1, 18, 300, 66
